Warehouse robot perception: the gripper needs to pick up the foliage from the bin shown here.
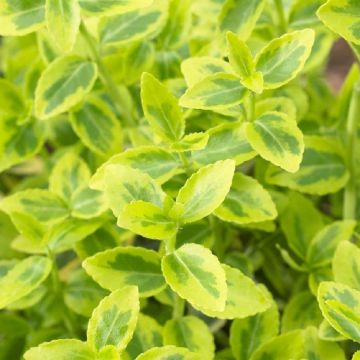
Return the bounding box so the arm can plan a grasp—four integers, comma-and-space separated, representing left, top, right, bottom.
0, 0, 359, 359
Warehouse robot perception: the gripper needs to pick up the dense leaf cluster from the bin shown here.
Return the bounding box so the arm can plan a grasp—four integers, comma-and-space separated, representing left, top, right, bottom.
0, 0, 359, 359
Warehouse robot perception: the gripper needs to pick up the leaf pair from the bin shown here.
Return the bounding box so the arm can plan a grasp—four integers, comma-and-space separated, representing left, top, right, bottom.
24, 286, 140, 359
180, 29, 314, 110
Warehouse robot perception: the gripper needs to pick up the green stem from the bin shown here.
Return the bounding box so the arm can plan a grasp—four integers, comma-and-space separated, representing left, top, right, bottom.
47, 247, 61, 295
343, 80, 360, 220
172, 294, 185, 319
179, 152, 192, 175
79, 22, 136, 127
274, 0, 287, 34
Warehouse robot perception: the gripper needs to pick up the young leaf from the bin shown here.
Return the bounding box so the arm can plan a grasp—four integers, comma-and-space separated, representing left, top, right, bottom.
170, 132, 209, 152
179, 73, 248, 111
0, 256, 52, 309
98, 0, 168, 47
102, 164, 166, 216
317, 282, 360, 343
333, 241, 360, 290
45, 0, 80, 52
90, 146, 180, 189
266, 136, 350, 195
226, 32, 263, 93
83, 246, 166, 297
162, 243, 227, 312
245, 112, 304, 173
136, 346, 200, 360
317, 0, 360, 45
71, 187, 107, 219
191, 123, 256, 166
230, 300, 279, 360
70, 97, 122, 157
306, 220, 356, 268
255, 29, 315, 89
250, 330, 305, 360
163, 316, 215, 358
87, 286, 140, 352
198, 265, 271, 319
24, 339, 97, 360
35, 56, 98, 119
79, 0, 153, 15
219, 0, 266, 41
118, 201, 177, 240
214, 173, 277, 225
174, 160, 235, 223
0, 0, 46, 36
181, 57, 234, 87
141, 72, 184, 142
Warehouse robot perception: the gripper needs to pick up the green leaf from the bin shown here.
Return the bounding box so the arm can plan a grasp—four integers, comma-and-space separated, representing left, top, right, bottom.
170, 132, 209, 152
83, 246, 166, 296
87, 286, 140, 351
319, 319, 346, 342
280, 192, 323, 260
230, 300, 279, 360
250, 330, 305, 360
333, 241, 360, 290
125, 314, 163, 359
98, 0, 168, 47
174, 160, 235, 223
0, 0, 45, 36
49, 152, 90, 201
226, 32, 263, 93
282, 291, 322, 332
24, 339, 97, 360
191, 123, 256, 166
79, 0, 153, 15
163, 316, 215, 358
35, 55, 98, 119
136, 346, 200, 360
306, 221, 356, 268
45, 0, 80, 52
266, 136, 350, 195
214, 173, 277, 225
0, 117, 45, 172
219, 0, 266, 41
199, 265, 271, 319
288, 0, 323, 29
317, 281, 360, 343
181, 57, 234, 87
90, 146, 180, 189
102, 164, 166, 217
1, 189, 69, 226
245, 112, 304, 173
353, 351, 360, 360
255, 29, 315, 89
118, 200, 177, 240
162, 243, 227, 312
0, 78, 27, 117
255, 97, 297, 120
71, 187, 107, 219
179, 73, 248, 111
64, 269, 108, 317
141, 72, 184, 142
70, 96, 122, 157
0, 256, 51, 309
317, 0, 360, 45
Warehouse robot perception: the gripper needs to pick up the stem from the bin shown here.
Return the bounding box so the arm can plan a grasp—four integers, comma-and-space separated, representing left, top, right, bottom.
343, 80, 360, 220
179, 152, 192, 175
172, 294, 185, 319
47, 247, 61, 294
274, 0, 287, 34
79, 22, 136, 127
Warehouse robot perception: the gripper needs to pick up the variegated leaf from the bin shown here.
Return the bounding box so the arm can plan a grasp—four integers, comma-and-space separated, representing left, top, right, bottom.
162, 243, 227, 312
87, 286, 140, 351
79, 0, 153, 15
83, 246, 165, 296
245, 112, 304, 173
35, 56, 98, 119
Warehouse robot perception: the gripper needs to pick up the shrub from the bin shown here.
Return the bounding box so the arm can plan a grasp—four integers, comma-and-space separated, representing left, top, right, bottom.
0, 0, 359, 359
